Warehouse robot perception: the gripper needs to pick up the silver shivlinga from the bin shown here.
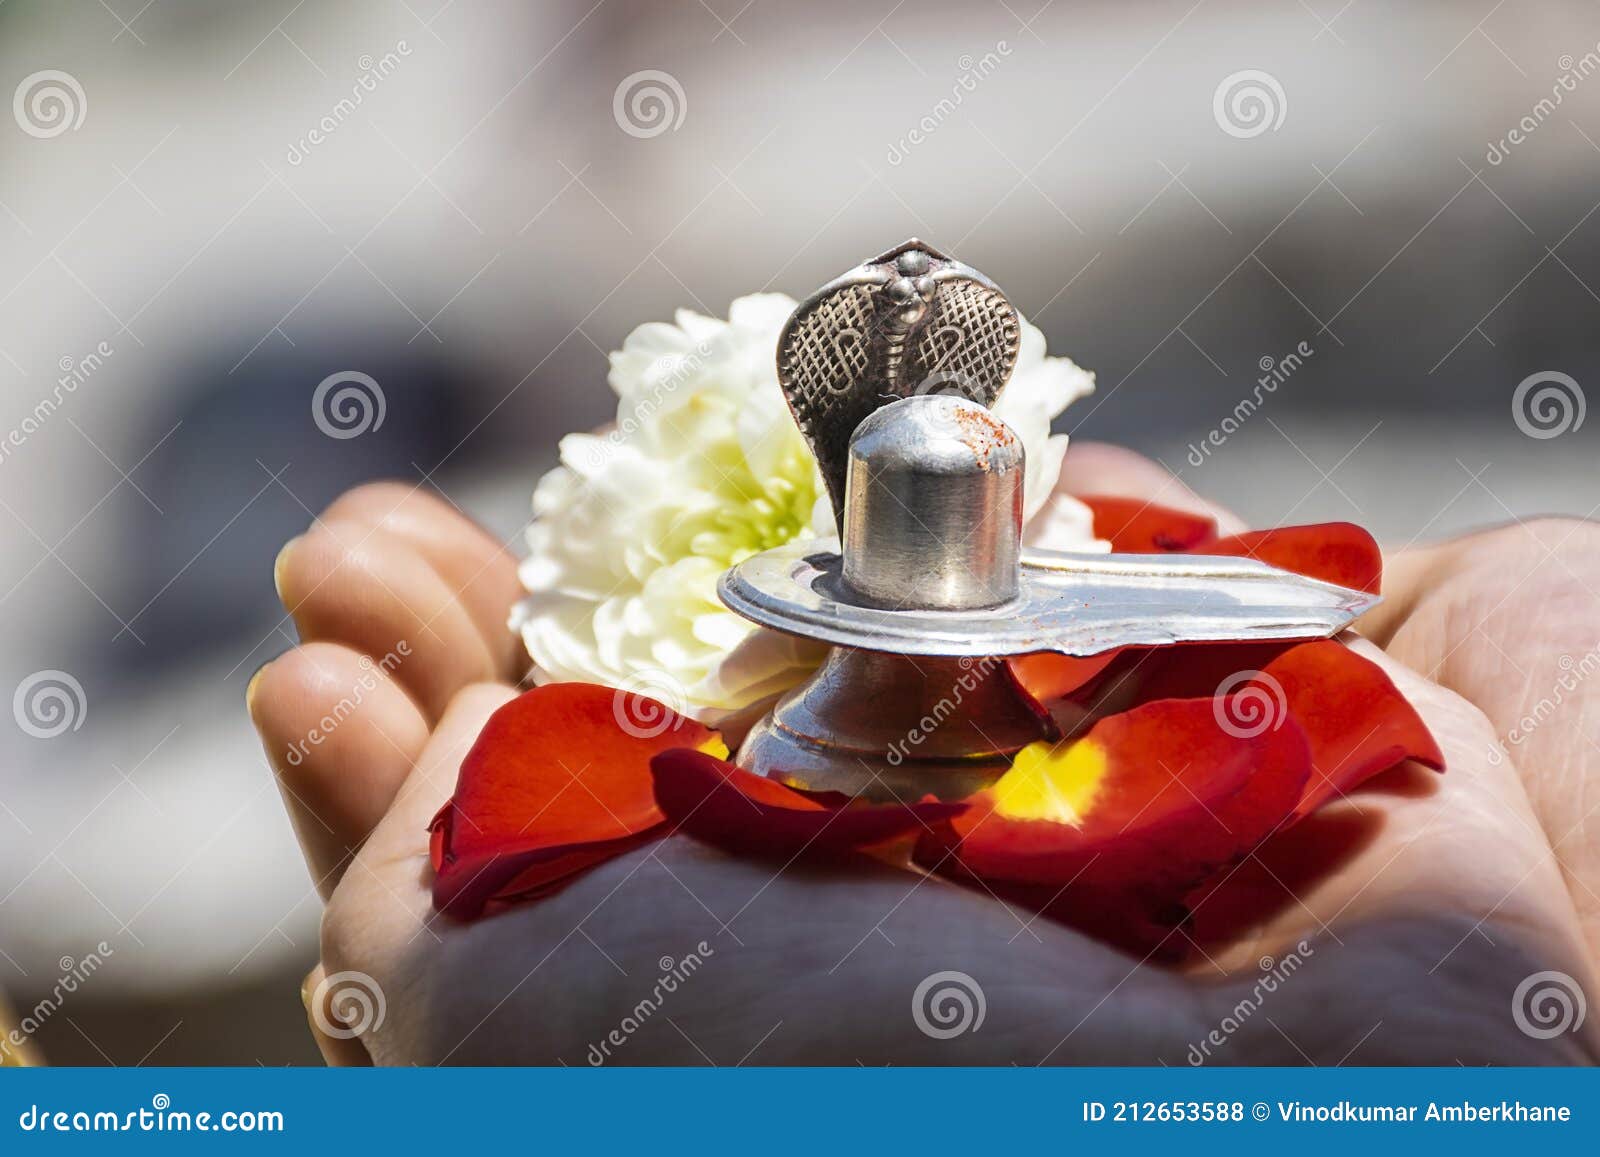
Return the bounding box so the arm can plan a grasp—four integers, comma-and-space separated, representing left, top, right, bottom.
719, 240, 1379, 801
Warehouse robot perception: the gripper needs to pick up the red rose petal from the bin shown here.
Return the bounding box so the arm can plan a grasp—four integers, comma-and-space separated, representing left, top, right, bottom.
1206, 523, 1383, 594
1082, 496, 1217, 553
1101, 641, 1300, 707
1067, 640, 1445, 815
1007, 649, 1123, 705
466, 831, 665, 915
432, 831, 664, 920
429, 683, 722, 918
651, 748, 966, 861
1083, 491, 1379, 593
1187, 807, 1383, 949
915, 698, 1312, 954
1257, 640, 1445, 813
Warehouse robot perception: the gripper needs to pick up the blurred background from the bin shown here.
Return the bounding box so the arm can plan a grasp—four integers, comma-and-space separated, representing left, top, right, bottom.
1, 0, 1597, 1064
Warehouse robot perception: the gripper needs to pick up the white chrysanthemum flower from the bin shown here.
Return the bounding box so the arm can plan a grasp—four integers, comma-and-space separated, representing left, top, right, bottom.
511, 293, 1100, 721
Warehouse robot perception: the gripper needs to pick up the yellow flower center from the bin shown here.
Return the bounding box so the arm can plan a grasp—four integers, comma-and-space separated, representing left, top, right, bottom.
992, 737, 1107, 825
685, 445, 818, 567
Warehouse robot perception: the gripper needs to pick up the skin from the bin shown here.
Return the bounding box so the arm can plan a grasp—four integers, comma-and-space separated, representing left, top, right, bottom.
248, 444, 1600, 1065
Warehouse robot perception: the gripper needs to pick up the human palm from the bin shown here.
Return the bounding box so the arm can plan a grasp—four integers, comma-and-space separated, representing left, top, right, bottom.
249, 444, 1600, 1065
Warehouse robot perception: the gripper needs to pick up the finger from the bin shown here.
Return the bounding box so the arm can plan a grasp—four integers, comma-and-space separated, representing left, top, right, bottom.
1344, 539, 1451, 647
317, 683, 516, 1065
1337, 637, 1571, 922
301, 963, 373, 1066
1056, 441, 1248, 535
248, 642, 430, 894
362, 682, 520, 868
321, 684, 517, 951
1356, 519, 1600, 960
325, 681, 1192, 1064
320, 674, 1594, 1065
320, 483, 524, 682
1199, 638, 1593, 994
276, 517, 501, 722
1184, 638, 1600, 1062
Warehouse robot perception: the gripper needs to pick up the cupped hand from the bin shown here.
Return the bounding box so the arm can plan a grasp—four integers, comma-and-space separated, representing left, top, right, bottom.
248, 456, 1600, 1065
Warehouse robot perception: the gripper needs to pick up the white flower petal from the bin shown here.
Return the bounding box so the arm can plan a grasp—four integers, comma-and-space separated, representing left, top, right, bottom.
518, 295, 1099, 719
728, 293, 797, 334
1024, 489, 1109, 553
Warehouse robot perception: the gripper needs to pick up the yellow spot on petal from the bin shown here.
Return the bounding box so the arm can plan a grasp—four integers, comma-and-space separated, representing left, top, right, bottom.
697, 734, 730, 760
992, 738, 1107, 825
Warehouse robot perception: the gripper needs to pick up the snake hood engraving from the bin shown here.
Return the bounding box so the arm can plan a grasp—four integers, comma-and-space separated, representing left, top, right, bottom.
777, 239, 1022, 532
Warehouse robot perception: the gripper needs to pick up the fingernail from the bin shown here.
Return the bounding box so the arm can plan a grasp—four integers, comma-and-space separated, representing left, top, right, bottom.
245, 659, 272, 718
300, 969, 319, 1013
274, 536, 302, 604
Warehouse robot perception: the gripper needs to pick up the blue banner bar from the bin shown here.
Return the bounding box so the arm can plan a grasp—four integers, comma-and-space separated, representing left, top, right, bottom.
1, 1067, 1595, 1152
